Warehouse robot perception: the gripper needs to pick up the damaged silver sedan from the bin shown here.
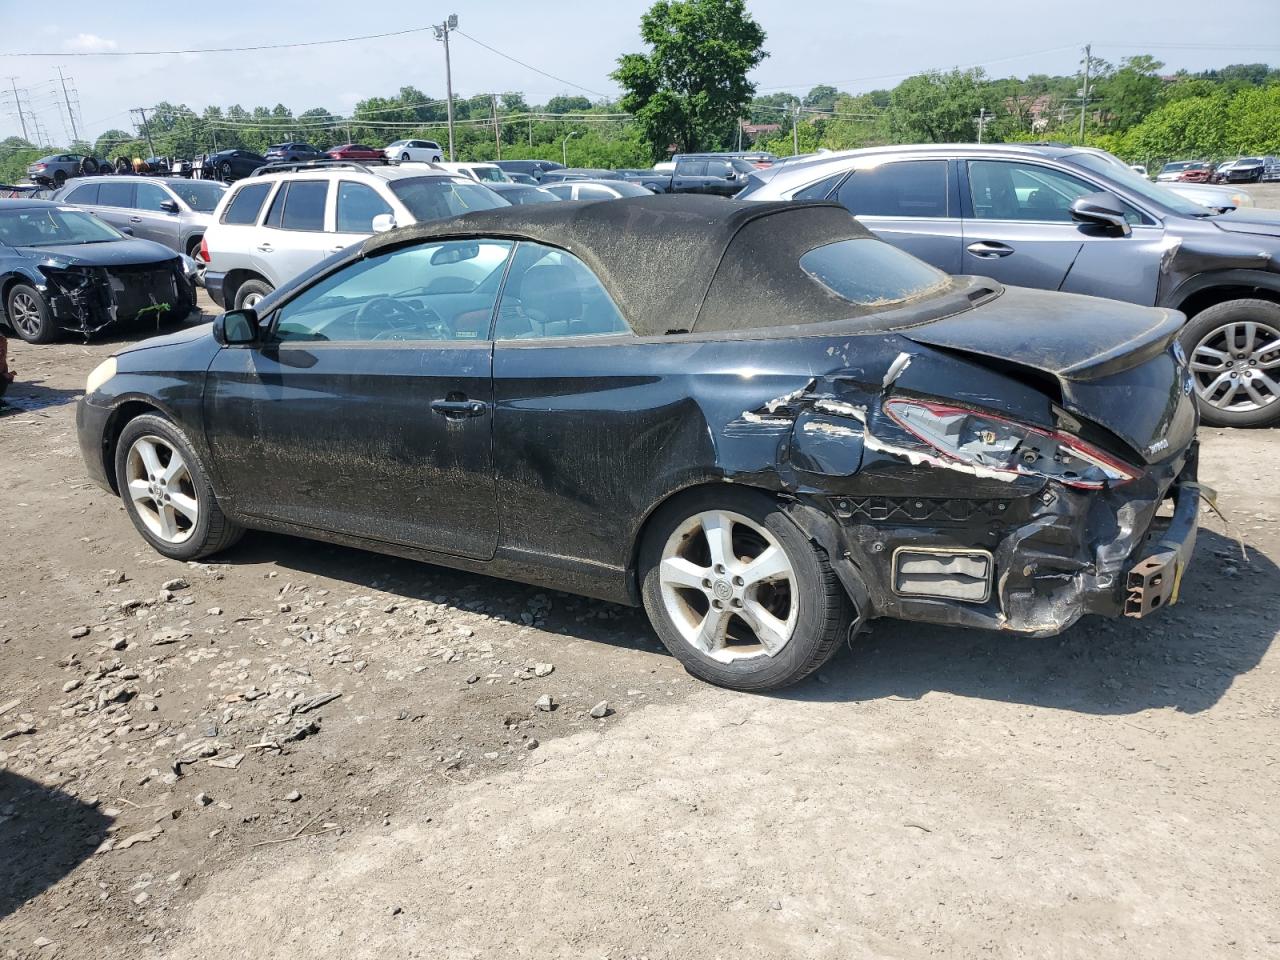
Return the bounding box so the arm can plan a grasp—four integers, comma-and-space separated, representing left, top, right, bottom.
77, 195, 1201, 691
0, 199, 197, 343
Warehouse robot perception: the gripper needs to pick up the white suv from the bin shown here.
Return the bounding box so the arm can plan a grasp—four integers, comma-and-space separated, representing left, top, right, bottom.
438, 162, 511, 184
383, 139, 444, 163
203, 162, 508, 310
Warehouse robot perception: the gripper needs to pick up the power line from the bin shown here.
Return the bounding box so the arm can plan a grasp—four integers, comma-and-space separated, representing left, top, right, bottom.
452, 29, 608, 99
0, 24, 442, 58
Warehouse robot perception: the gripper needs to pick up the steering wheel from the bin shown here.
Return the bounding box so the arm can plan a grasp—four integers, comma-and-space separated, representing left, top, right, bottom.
353, 296, 442, 340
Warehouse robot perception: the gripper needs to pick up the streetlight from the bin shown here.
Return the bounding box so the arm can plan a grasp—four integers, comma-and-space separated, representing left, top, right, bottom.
562, 130, 579, 167
433, 14, 459, 161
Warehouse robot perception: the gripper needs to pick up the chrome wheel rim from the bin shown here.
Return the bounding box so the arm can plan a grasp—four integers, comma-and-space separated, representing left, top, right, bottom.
1190, 320, 1280, 413
659, 510, 798, 664
241, 291, 265, 309
125, 435, 198, 543
10, 292, 42, 338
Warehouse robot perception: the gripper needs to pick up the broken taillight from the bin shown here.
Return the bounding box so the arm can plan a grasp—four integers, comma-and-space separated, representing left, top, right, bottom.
883, 398, 1138, 490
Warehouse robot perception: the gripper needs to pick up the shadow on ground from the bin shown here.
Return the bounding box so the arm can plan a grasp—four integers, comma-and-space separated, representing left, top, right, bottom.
0, 379, 82, 416
0, 770, 113, 920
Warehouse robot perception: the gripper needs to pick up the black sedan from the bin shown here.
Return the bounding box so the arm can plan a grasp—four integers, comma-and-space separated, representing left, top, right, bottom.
76, 195, 1201, 691
0, 200, 197, 343
201, 150, 267, 182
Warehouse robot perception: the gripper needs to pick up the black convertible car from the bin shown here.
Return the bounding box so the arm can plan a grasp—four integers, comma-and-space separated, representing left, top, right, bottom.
0, 199, 197, 342
77, 195, 1201, 691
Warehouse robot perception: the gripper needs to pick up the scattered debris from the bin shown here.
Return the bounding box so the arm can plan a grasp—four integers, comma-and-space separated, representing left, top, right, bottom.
590, 700, 611, 719
535, 694, 555, 712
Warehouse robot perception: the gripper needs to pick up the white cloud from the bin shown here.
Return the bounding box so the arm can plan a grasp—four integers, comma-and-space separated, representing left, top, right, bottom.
65, 33, 118, 52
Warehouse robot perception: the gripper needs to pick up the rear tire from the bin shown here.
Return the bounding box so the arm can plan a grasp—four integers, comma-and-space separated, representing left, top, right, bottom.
114, 413, 243, 561
6, 284, 56, 344
234, 279, 273, 311
401, 152, 411, 162
639, 487, 851, 691
1179, 298, 1280, 428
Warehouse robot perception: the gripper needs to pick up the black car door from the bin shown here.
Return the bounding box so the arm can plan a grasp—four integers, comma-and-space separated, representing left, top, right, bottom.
672, 159, 707, 193
203, 238, 514, 559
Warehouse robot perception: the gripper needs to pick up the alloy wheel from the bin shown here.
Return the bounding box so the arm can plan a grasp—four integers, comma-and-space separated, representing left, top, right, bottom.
658, 509, 798, 663
125, 435, 199, 543
241, 292, 264, 309
1190, 320, 1280, 413
9, 291, 43, 339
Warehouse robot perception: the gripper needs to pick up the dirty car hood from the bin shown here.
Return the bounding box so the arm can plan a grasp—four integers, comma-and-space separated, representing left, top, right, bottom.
117, 322, 212, 356
1209, 207, 1280, 238
900, 285, 1183, 381
17, 238, 179, 267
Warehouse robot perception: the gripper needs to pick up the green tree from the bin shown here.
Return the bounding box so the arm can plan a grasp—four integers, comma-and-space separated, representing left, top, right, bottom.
803, 84, 840, 112
749, 92, 798, 125
613, 0, 768, 159
544, 95, 593, 114
1101, 55, 1164, 129
888, 68, 987, 142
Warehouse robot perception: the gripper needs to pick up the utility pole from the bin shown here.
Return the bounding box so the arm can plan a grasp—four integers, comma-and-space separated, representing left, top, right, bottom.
528, 116, 532, 147
973, 107, 990, 144
132, 107, 156, 157
1078, 43, 1092, 144
792, 103, 800, 156
7, 77, 28, 141
56, 67, 79, 143
562, 130, 578, 166
492, 93, 501, 160
433, 15, 458, 161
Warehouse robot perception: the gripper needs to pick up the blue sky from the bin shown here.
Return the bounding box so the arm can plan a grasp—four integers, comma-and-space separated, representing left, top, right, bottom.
1, 0, 1277, 142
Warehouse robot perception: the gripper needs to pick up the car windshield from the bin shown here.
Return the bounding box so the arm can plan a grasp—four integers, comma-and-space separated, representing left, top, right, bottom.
799, 238, 949, 306
0, 207, 123, 246
501, 186, 560, 204
169, 180, 226, 212
1240, 158, 1262, 165
471, 167, 506, 183
1067, 152, 1211, 217
389, 177, 509, 220
1161, 162, 1192, 173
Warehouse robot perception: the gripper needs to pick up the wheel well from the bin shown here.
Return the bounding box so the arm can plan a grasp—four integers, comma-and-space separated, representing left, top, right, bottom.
625, 480, 778, 604
100, 400, 164, 494
1176, 285, 1280, 319
185, 234, 203, 257
222, 269, 270, 308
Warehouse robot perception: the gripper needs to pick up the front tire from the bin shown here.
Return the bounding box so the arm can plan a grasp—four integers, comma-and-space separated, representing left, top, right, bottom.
639, 487, 851, 691
6, 284, 56, 343
1180, 298, 1280, 428
114, 414, 243, 560
234, 279, 273, 310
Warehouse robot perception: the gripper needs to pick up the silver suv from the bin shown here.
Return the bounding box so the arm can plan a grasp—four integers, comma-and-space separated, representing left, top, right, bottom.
203, 161, 509, 310
53, 176, 226, 263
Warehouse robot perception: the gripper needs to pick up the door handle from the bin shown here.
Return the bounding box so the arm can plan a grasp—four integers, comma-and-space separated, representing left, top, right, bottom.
430, 398, 487, 419
257, 243, 274, 252
129, 216, 143, 223
966, 241, 1015, 258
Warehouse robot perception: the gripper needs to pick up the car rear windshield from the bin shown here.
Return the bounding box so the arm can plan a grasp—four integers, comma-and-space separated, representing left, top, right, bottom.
389, 178, 509, 220
799, 238, 948, 306
169, 180, 226, 212
0, 207, 123, 246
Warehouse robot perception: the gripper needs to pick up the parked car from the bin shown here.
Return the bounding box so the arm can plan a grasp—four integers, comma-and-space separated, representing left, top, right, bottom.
740, 142, 1280, 427
26, 154, 101, 187
202, 163, 509, 310
494, 160, 565, 181
437, 162, 511, 184
1157, 161, 1198, 182
1176, 161, 1214, 183
485, 183, 561, 205
0, 199, 197, 342
1068, 147, 1254, 212
384, 139, 443, 163
202, 150, 267, 182
52, 176, 226, 267
0, 184, 54, 200
505, 172, 539, 185
539, 168, 617, 184
1220, 157, 1266, 183
635, 154, 758, 195
264, 143, 323, 164
76, 194, 1200, 691
540, 179, 654, 200
325, 144, 385, 161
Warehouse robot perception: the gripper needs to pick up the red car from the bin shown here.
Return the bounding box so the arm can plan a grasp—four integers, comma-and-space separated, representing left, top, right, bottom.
325, 143, 384, 161
1177, 162, 1214, 183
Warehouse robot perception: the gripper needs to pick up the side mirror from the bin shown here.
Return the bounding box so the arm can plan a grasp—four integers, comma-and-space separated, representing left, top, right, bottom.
371, 213, 397, 233
160, 199, 179, 213
1070, 191, 1132, 236
214, 308, 259, 346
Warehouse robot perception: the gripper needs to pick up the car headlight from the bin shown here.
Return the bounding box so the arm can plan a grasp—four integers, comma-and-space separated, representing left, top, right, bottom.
884, 398, 1138, 489
85, 356, 117, 394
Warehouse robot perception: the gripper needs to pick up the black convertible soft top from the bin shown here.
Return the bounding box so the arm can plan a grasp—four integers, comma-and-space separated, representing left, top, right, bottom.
362, 193, 916, 337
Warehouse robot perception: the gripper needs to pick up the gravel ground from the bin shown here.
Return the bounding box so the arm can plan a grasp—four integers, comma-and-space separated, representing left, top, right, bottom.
1, 262, 1278, 958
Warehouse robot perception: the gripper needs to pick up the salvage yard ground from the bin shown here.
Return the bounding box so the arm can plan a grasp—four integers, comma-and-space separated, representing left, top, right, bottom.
2, 189, 1279, 959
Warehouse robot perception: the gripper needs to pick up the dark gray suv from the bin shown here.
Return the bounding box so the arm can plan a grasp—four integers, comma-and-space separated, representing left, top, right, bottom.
742, 144, 1280, 427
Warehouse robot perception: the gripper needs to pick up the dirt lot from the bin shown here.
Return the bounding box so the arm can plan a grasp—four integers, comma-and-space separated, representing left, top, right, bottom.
2, 222, 1279, 958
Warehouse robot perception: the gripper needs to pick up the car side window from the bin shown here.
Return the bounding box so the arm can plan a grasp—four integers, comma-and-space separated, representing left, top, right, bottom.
836, 160, 948, 218
793, 172, 845, 201
336, 181, 393, 233
968, 160, 1142, 225
676, 160, 707, 177
222, 182, 272, 225
495, 242, 630, 341
576, 185, 615, 201
705, 159, 733, 178
280, 180, 328, 231
544, 184, 573, 200
97, 181, 134, 208
135, 182, 171, 212
65, 183, 98, 204
272, 240, 514, 343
